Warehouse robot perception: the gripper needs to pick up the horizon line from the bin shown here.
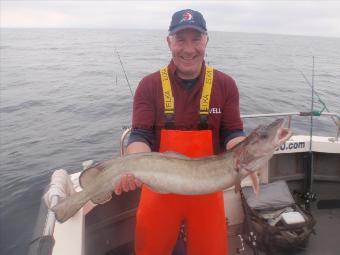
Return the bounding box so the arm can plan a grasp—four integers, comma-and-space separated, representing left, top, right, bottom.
1, 27, 339, 39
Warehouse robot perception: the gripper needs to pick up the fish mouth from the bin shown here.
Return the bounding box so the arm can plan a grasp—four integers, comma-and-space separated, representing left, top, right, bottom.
273, 119, 293, 147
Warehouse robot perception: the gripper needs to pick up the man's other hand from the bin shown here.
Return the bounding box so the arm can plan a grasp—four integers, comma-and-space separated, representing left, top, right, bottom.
113, 141, 149, 195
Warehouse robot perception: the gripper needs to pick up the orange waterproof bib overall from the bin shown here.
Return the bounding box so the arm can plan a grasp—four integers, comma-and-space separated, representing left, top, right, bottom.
135, 129, 228, 255
135, 65, 227, 254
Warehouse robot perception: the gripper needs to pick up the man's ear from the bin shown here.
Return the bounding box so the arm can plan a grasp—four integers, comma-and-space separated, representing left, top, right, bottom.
166, 36, 171, 49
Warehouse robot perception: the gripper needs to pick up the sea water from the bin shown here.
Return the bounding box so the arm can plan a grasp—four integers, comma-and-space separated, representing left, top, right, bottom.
0, 29, 339, 255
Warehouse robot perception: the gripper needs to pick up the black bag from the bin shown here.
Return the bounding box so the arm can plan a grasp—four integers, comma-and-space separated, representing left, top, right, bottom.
241, 181, 316, 255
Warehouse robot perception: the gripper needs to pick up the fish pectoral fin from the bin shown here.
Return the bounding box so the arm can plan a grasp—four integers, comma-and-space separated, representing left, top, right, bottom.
91, 192, 113, 204
249, 172, 260, 195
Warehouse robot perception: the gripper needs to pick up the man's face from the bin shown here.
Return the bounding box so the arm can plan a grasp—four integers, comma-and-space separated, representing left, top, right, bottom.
167, 29, 208, 79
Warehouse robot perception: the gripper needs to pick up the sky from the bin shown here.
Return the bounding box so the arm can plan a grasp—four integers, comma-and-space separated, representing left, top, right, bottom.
1, 1, 340, 37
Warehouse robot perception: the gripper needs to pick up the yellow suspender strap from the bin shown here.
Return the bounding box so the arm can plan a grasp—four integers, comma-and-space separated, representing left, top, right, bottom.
200, 65, 214, 115
160, 66, 174, 114
160, 65, 214, 116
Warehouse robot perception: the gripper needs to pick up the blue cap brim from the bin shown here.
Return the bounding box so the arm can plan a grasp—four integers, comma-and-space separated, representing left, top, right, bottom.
169, 25, 206, 35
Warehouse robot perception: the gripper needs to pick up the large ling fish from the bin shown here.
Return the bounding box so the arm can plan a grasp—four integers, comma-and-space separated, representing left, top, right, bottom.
52, 118, 292, 222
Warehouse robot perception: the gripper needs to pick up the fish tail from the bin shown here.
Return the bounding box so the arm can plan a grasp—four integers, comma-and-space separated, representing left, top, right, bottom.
52, 191, 87, 223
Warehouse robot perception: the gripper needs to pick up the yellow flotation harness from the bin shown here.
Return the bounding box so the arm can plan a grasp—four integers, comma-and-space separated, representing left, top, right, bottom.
160, 65, 214, 128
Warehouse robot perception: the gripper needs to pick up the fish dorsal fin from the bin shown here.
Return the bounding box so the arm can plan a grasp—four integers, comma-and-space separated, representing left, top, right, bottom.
79, 159, 115, 188
163, 151, 190, 159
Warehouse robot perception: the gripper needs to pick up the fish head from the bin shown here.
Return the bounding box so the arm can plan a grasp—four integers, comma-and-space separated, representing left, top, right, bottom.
235, 118, 292, 175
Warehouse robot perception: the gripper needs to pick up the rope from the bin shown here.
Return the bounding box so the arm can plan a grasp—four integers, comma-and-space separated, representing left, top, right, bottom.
43, 169, 75, 208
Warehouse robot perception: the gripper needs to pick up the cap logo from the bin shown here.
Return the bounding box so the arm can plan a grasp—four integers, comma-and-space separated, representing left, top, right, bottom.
180, 11, 193, 23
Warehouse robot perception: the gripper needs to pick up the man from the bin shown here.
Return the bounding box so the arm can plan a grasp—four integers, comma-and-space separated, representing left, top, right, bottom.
114, 9, 246, 255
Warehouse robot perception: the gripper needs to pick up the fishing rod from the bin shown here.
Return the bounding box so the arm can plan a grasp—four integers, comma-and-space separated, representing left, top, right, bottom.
292, 57, 317, 211
292, 55, 340, 210
114, 47, 134, 97
294, 58, 340, 128
293, 56, 340, 210
304, 56, 316, 211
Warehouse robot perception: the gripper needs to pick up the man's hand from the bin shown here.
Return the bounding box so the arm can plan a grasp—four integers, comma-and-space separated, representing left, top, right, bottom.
114, 174, 143, 195
114, 141, 150, 195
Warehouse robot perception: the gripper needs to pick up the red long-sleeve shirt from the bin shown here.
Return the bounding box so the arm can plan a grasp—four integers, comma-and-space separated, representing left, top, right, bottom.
130, 60, 244, 154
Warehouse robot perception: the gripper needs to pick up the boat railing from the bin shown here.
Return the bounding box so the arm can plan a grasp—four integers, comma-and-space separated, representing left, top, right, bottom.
120, 111, 340, 155
241, 111, 339, 141
28, 195, 59, 255
29, 169, 77, 255
43, 195, 59, 236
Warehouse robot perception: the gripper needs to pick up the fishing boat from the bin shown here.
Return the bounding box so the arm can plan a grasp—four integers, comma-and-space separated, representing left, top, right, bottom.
28, 111, 340, 255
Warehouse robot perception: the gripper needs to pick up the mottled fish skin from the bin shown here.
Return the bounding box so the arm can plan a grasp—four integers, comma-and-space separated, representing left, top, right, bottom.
52, 118, 292, 223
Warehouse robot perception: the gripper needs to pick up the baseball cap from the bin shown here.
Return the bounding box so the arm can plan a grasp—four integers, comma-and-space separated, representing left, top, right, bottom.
169, 9, 207, 35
